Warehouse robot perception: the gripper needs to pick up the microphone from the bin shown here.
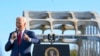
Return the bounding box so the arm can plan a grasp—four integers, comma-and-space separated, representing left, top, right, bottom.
52, 34, 55, 42
48, 34, 50, 41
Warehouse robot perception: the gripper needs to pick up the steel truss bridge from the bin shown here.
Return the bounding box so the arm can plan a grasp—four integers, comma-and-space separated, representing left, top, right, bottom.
23, 11, 100, 56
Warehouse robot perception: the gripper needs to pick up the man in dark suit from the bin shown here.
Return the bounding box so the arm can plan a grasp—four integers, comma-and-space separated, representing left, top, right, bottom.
5, 16, 40, 56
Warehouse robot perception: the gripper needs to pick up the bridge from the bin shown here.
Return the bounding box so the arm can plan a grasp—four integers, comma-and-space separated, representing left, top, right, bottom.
23, 11, 100, 56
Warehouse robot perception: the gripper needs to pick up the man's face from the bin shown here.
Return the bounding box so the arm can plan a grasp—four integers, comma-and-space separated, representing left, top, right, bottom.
16, 18, 25, 30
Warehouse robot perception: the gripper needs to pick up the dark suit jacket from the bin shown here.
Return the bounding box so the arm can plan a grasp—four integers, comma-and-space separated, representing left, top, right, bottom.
5, 30, 40, 56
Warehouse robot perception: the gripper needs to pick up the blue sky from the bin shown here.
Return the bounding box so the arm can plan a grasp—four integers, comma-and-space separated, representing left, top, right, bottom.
0, 0, 100, 56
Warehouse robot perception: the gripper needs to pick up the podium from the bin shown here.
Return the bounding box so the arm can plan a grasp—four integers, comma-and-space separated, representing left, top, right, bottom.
32, 44, 70, 56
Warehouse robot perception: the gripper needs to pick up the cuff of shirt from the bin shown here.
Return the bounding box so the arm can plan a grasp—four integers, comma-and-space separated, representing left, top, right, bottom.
10, 39, 14, 44
29, 38, 31, 42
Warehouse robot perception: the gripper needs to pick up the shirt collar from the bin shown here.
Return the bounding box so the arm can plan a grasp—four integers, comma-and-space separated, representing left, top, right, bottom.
21, 29, 25, 34
16, 28, 25, 34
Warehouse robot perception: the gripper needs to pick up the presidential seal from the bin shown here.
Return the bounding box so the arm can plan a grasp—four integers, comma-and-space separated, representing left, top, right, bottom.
45, 47, 60, 56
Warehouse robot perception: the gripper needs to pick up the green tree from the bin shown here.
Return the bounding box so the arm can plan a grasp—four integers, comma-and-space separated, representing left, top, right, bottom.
70, 49, 77, 56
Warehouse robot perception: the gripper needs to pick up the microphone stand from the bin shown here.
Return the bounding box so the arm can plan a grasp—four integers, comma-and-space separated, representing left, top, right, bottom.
48, 34, 55, 45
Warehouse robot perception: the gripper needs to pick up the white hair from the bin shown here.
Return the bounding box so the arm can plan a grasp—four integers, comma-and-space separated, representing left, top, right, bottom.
16, 16, 26, 23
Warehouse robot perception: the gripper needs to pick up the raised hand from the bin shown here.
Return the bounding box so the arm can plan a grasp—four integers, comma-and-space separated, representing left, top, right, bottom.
11, 32, 17, 41
24, 33, 30, 41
